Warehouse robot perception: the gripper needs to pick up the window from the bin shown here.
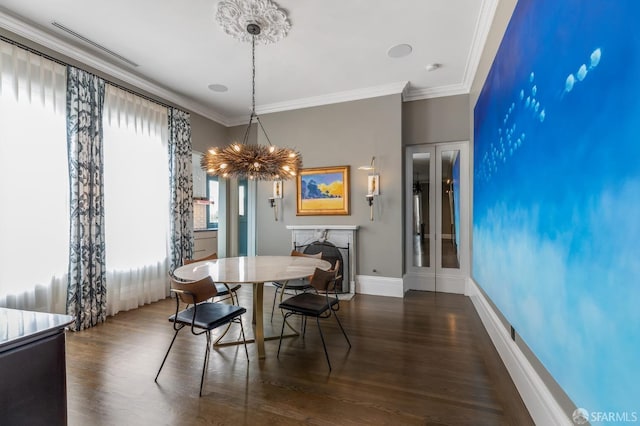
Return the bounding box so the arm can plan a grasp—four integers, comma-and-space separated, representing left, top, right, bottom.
206, 174, 219, 229
102, 85, 169, 314
0, 41, 68, 310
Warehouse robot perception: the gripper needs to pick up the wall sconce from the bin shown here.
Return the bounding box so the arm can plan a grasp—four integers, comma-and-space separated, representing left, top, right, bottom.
359, 157, 380, 221
269, 180, 283, 221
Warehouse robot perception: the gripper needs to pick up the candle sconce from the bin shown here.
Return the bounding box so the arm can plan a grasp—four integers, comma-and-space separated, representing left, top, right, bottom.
359, 157, 380, 221
270, 180, 283, 221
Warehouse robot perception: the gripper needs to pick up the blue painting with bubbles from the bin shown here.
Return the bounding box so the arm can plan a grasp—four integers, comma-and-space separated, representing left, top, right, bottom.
473, 0, 640, 418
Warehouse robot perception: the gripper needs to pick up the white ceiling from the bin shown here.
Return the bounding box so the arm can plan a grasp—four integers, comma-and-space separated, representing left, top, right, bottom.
0, 0, 497, 126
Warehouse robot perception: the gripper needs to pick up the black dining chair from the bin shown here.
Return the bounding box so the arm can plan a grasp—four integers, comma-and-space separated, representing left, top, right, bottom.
154, 274, 249, 396
276, 261, 351, 371
270, 250, 322, 322
184, 252, 241, 305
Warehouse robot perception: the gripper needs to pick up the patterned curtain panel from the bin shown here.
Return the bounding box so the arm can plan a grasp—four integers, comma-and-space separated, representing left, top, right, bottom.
168, 108, 193, 272
66, 66, 106, 331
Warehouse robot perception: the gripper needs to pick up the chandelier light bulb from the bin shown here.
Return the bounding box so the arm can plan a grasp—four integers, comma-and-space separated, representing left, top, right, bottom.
208, 149, 217, 155
233, 144, 241, 152
220, 163, 228, 169
269, 146, 275, 153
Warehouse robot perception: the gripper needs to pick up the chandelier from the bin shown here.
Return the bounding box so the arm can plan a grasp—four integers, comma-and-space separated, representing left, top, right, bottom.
202, 0, 301, 180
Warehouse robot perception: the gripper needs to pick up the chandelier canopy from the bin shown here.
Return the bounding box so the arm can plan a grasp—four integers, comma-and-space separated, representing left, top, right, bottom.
203, 0, 300, 180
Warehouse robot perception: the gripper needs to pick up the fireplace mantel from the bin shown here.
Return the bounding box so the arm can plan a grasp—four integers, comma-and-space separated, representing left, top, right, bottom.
286, 225, 358, 295
285, 225, 359, 230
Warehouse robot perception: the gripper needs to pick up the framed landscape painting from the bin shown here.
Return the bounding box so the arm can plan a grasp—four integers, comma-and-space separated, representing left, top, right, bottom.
297, 166, 350, 215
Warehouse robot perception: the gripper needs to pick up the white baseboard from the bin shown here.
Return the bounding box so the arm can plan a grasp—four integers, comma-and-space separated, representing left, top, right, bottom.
467, 278, 571, 426
435, 274, 466, 294
402, 272, 466, 294
356, 275, 404, 297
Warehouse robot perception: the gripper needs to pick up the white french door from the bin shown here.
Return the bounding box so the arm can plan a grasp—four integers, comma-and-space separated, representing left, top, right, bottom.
404, 142, 469, 293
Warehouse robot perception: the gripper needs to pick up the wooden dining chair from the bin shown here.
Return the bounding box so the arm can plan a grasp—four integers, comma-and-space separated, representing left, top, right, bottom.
270, 250, 322, 322
276, 260, 351, 371
154, 274, 249, 396
184, 252, 241, 305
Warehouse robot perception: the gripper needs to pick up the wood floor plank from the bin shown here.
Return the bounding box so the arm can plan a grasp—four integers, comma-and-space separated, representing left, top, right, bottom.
64, 288, 533, 425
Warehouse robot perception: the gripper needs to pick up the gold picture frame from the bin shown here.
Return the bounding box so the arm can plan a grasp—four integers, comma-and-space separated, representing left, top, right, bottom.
296, 166, 350, 215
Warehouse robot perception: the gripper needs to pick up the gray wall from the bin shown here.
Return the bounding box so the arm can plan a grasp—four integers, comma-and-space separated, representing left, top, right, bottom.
253, 95, 403, 279
227, 122, 257, 145
402, 94, 470, 145
191, 112, 227, 152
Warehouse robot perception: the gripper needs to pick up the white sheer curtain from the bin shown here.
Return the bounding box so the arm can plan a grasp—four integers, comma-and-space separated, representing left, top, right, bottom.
0, 40, 69, 313
103, 85, 170, 315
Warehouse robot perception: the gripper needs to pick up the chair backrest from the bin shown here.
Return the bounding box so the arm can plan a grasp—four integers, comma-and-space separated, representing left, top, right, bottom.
184, 252, 218, 265
290, 250, 322, 259
291, 250, 322, 281
309, 260, 340, 292
170, 274, 218, 304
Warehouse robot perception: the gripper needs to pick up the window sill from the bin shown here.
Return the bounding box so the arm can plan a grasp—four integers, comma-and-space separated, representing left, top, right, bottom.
194, 228, 218, 232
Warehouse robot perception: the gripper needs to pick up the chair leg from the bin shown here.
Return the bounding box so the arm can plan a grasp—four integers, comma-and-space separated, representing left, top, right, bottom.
333, 312, 351, 348
277, 312, 291, 358
270, 285, 280, 322
302, 316, 307, 337
213, 322, 233, 345
199, 331, 212, 397
238, 318, 249, 361
316, 317, 332, 371
155, 328, 180, 382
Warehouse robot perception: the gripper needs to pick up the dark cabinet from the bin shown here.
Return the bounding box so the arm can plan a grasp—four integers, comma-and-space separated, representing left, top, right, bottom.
0, 308, 73, 425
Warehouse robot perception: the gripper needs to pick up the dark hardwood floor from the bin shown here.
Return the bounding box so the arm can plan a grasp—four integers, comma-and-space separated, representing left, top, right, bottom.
65, 288, 533, 425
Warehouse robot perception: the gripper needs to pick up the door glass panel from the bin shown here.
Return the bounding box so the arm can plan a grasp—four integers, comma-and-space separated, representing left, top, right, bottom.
238, 178, 248, 256
207, 177, 219, 228
412, 153, 430, 267
441, 150, 460, 269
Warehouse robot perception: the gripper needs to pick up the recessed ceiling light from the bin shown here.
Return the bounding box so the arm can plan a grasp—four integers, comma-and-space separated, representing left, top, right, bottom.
208, 83, 228, 92
387, 43, 412, 58
425, 63, 442, 72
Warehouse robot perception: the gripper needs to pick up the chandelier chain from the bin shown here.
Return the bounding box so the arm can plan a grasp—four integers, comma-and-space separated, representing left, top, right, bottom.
203, 4, 300, 181
251, 34, 256, 116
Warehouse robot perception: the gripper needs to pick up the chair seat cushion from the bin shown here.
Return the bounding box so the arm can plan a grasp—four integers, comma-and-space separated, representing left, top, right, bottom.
278, 293, 339, 316
170, 302, 246, 330
272, 278, 313, 290
215, 283, 241, 296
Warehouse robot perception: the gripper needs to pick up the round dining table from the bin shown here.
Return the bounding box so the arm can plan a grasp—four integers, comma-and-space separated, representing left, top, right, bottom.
173, 255, 330, 359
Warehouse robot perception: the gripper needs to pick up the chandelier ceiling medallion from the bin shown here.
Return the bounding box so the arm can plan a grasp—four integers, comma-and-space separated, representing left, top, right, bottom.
203, 0, 300, 180
216, 0, 290, 44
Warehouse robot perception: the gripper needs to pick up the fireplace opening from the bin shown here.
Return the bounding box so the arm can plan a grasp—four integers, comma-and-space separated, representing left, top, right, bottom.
295, 241, 348, 293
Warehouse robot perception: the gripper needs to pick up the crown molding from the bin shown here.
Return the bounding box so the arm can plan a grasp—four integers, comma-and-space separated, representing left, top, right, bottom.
403, 83, 470, 102
0, 10, 232, 126
401, 0, 498, 103
227, 81, 409, 125
462, 0, 499, 91
1, 0, 499, 125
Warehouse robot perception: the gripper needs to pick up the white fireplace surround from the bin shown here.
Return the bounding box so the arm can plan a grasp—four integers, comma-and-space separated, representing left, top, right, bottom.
286, 225, 357, 295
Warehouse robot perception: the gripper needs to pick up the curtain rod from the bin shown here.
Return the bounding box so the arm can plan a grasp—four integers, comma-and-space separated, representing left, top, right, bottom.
0, 34, 177, 112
